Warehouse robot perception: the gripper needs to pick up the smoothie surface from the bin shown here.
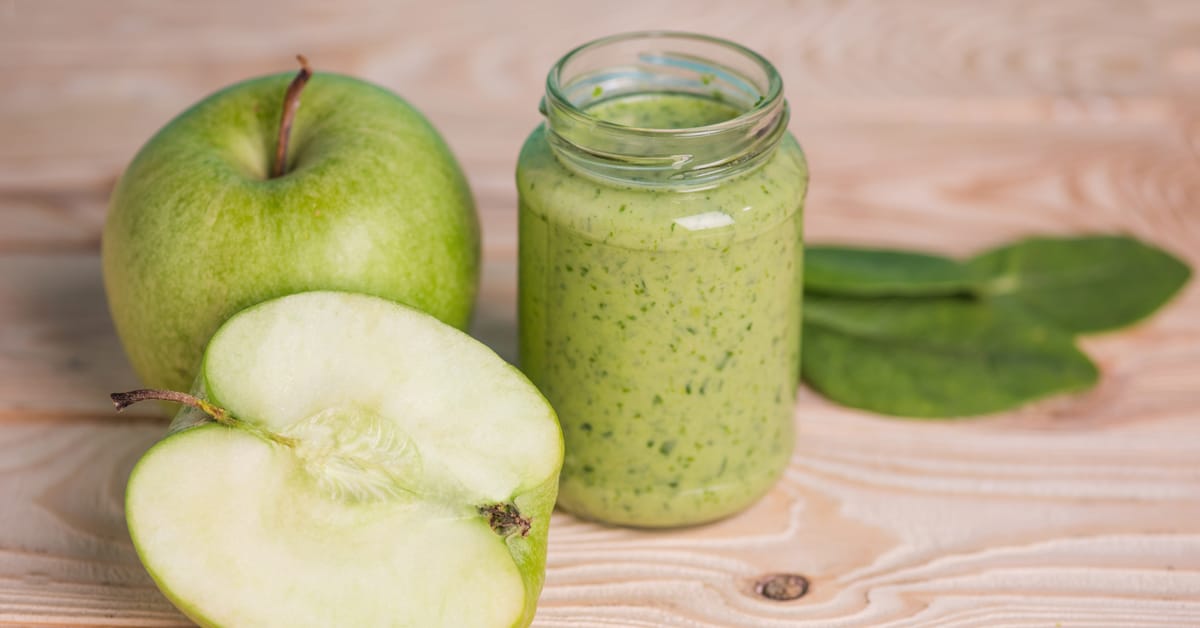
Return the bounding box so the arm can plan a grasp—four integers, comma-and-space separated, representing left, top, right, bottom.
585, 92, 742, 128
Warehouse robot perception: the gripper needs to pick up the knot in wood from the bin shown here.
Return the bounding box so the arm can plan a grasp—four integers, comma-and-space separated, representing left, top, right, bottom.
754, 573, 809, 601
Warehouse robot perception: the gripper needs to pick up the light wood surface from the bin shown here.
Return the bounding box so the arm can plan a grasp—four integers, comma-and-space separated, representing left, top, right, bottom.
2, 0, 1199, 625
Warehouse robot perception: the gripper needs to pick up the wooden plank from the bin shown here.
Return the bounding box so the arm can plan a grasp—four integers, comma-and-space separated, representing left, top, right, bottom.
5, 118, 1200, 254
2, 0, 1198, 249
2, 118, 1195, 418
0, 401, 1197, 626
4, 243, 1197, 424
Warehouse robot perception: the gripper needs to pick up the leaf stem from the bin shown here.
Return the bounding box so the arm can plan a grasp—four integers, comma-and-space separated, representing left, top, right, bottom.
271, 54, 313, 179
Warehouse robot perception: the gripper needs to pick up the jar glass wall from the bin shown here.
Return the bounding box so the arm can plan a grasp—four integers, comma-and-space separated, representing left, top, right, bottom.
517, 32, 808, 527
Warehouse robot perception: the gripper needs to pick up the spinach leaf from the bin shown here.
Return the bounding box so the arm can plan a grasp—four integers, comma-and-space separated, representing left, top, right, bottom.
968, 235, 1191, 334
805, 246, 977, 297
801, 294, 1099, 418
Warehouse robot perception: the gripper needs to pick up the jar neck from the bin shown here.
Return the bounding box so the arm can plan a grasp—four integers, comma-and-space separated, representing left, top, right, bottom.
541, 31, 790, 190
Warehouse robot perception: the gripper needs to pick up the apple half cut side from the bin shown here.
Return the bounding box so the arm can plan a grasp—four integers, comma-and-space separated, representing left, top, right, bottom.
121, 291, 562, 628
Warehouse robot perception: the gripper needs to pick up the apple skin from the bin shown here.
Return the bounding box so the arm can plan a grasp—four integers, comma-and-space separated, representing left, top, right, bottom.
103, 71, 480, 393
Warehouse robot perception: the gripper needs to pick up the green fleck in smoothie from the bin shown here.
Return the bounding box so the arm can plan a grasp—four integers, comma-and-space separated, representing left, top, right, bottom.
518, 92, 807, 527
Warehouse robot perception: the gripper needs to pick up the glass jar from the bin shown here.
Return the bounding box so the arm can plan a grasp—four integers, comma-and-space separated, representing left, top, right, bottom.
517, 32, 807, 527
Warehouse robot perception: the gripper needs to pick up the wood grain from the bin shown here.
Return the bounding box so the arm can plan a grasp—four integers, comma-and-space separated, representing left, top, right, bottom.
2, 0, 1199, 625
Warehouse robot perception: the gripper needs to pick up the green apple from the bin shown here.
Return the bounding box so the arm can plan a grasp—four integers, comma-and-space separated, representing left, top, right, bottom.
117, 291, 562, 627
103, 61, 479, 393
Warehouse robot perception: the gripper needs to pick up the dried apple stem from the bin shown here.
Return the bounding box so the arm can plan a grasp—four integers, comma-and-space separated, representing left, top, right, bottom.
111, 389, 296, 446
271, 54, 313, 178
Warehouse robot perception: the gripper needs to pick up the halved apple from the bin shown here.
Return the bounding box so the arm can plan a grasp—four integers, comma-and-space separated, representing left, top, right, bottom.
119, 291, 562, 628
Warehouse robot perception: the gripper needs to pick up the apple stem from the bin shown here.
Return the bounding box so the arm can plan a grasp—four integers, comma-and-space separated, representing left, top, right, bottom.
111, 389, 297, 447
271, 54, 313, 179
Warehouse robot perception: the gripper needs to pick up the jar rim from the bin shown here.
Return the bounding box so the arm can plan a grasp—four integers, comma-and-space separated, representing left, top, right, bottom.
540, 31, 790, 188
545, 30, 785, 137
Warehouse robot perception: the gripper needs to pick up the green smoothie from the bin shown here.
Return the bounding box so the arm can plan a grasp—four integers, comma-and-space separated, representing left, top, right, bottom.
518, 93, 807, 527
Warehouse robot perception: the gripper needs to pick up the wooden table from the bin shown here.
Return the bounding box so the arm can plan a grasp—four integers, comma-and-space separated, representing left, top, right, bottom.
3, 1, 1199, 625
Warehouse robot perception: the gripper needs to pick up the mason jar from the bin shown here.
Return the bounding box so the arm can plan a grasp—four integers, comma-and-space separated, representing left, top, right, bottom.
517, 32, 808, 527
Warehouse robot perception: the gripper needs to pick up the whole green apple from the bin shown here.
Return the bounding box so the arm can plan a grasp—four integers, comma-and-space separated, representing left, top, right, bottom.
116, 291, 563, 627
103, 61, 479, 393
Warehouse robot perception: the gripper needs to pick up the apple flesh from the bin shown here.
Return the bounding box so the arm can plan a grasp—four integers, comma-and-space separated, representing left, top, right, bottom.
123, 292, 562, 627
103, 69, 480, 394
